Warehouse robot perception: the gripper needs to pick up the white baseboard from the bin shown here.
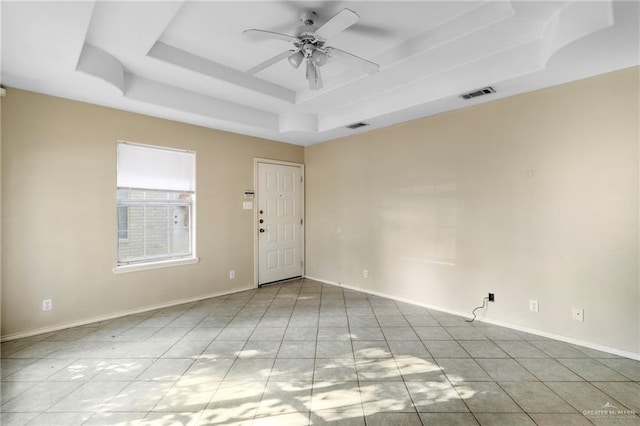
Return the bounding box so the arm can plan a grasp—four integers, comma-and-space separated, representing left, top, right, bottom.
0, 285, 255, 342
304, 275, 640, 361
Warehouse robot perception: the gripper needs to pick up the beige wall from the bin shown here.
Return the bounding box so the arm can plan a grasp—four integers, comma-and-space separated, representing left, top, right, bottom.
305, 67, 640, 355
2, 68, 639, 355
1, 89, 303, 337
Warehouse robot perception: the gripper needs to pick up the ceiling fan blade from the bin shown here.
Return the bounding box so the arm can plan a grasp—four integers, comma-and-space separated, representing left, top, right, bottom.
306, 61, 323, 90
348, 23, 394, 38
246, 50, 294, 75
314, 8, 360, 40
326, 47, 380, 75
243, 29, 299, 43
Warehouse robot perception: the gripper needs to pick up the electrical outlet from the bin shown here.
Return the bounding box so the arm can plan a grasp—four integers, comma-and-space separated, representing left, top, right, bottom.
488, 293, 495, 302
572, 307, 584, 321
42, 299, 52, 311
229, 270, 235, 279
363, 269, 369, 279
529, 300, 539, 312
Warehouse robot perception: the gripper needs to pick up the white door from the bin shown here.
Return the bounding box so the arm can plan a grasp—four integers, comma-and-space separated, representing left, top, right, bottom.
257, 162, 303, 285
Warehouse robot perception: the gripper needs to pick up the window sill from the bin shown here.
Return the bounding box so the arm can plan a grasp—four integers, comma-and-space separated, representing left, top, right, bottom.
113, 257, 199, 274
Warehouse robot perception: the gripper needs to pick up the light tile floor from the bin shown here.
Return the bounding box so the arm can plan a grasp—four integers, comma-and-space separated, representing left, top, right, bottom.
1, 279, 639, 425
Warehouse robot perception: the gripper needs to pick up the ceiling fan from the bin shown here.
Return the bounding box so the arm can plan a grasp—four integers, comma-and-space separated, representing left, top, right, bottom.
243, 9, 380, 90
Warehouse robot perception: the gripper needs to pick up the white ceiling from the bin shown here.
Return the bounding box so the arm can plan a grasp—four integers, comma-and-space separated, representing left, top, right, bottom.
2, 1, 638, 146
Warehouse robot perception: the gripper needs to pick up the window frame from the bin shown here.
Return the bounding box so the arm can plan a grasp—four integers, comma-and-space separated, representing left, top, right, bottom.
114, 141, 198, 274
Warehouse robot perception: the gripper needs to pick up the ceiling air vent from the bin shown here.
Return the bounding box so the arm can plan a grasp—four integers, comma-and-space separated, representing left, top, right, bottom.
460, 86, 495, 100
346, 122, 370, 130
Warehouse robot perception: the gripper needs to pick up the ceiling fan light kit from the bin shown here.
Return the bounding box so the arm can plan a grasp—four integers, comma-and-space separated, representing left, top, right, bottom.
311, 50, 328, 66
244, 8, 380, 90
288, 50, 304, 69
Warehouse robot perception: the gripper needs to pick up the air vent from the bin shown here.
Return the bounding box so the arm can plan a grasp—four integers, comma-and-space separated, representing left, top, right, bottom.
460, 86, 495, 100
346, 122, 370, 130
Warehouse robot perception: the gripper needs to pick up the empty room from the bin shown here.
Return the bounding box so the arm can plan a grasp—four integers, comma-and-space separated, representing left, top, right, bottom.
1, 1, 639, 425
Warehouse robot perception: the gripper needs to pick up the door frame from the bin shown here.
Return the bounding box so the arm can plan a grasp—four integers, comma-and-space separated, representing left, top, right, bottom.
253, 158, 305, 288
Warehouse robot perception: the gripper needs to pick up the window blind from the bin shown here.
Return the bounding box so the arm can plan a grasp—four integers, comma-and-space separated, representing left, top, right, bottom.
117, 142, 195, 192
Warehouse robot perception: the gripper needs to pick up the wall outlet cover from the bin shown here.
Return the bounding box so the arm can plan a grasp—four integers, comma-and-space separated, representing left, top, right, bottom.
529, 300, 539, 312
572, 307, 584, 321
42, 299, 52, 311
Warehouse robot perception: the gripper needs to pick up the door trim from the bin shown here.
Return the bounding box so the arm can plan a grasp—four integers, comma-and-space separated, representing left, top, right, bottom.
253, 158, 305, 288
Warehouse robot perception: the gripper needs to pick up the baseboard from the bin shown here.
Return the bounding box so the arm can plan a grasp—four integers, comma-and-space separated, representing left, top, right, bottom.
304, 275, 481, 319
0, 285, 255, 342
474, 316, 640, 361
304, 275, 640, 361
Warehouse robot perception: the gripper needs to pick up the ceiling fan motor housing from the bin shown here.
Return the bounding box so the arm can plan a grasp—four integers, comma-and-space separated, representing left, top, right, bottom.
293, 33, 327, 66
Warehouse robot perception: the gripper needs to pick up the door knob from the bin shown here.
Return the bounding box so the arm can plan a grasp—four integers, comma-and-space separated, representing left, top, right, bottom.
259, 228, 265, 233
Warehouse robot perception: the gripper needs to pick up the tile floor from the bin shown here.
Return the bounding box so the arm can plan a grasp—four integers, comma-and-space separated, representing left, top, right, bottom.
1, 279, 639, 425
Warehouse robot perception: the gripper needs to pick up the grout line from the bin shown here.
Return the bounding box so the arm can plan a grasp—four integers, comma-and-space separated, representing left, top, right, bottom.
340, 283, 367, 421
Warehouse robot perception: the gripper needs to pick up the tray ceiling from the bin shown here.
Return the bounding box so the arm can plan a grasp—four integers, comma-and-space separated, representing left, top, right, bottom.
2, 1, 638, 145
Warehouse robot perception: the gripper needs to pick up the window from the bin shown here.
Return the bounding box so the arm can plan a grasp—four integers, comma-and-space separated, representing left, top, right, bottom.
116, 142, 196, 268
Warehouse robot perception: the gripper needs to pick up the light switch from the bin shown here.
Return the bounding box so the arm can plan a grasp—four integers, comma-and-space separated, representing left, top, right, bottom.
243, 201, 253, 210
